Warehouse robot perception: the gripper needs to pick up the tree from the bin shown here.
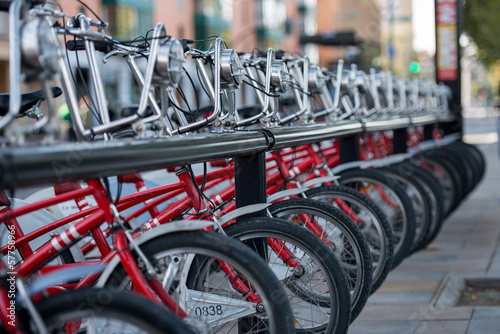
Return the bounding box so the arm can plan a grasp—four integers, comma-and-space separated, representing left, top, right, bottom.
464, 0, 500, 66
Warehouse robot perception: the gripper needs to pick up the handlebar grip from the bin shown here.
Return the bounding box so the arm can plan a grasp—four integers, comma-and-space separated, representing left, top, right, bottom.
179, 39, 191, 53
275, 50, 285, 60
66, 39, 85, 51
0, 0, 45, 12
66, 39, 113, 53
0, 1, 11, 11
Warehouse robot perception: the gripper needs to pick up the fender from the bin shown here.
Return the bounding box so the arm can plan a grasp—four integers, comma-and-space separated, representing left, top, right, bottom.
331, 161, 365, 174
302, 175, 341, 188
266, 188, 308, 203
217, 203, 271, 225
360, 153, 413, 169
96, 220, 216, 287
19, 264, 106, 302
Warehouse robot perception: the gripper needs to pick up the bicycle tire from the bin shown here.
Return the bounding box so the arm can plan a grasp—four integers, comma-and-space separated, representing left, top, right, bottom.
378, 165, 433, 251
442, 143, 482, 191
416, 151, 463, 216
336, 168, 416, 268
452, 141, 486, 185
430, 150, 468, 200
304, 185, 393, 294
436, 148, 474, 197
268, 198, 372, 322
224, 217, 351, 333
394, 162, 445, 251
27, 288, 195, 333
103, 230, 295, 334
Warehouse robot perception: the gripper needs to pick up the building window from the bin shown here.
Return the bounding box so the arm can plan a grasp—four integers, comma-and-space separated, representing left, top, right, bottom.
256, 0, 285, 31
195, 0, 232, 44
255, 0, 286, 49
102, 0, 153, 41
0, 12, 8, 38
177, 0, 184, 11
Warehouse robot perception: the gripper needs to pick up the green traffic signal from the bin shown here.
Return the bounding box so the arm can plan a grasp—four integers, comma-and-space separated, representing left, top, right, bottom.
410, 61, 421, 74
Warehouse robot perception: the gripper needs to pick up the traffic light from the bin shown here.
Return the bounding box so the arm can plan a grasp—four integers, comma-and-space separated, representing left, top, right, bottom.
409, 61, 421, 74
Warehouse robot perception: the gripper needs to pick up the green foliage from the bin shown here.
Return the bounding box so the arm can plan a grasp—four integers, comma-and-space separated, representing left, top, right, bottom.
464, 0, 500, 66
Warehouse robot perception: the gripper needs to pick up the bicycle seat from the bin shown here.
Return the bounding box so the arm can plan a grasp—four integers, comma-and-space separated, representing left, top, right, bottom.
0, 87, 63, 116
0, 190, 11, 206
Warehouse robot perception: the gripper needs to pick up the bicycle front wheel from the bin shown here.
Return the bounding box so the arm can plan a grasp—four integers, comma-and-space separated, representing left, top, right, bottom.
337, 168, 416, 268
103, 230, 295, 334
28, 288, 195, 334
305, 185, 393, 294
268, 198, 372, 322
224, 217, 351, 334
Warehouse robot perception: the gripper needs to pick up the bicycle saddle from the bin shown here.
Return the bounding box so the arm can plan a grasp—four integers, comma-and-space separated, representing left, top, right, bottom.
0, 190, 11, 207
0, 87, 63, 116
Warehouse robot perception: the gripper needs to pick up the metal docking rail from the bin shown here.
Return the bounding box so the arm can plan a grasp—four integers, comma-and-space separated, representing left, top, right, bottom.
0, 114, 457, 189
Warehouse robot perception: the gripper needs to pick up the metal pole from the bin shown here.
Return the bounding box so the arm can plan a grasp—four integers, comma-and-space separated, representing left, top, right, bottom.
338, 135, 361, 163
392, 128, 407, 154
234, 153, 267, 221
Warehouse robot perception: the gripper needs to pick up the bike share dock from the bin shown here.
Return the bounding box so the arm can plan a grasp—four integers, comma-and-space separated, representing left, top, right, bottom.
349, 115, 500, 334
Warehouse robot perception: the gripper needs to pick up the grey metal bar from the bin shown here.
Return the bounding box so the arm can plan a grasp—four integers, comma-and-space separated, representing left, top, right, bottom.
0, 115, 457, 189
0, 132, 268, 188
363, 117, 412, 132
437, 114, 458, 123
272, 120, 364, 149
411, 115, 440, 126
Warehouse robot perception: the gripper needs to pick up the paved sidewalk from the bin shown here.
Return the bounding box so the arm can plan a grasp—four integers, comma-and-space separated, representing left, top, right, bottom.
349, 116, 500, 334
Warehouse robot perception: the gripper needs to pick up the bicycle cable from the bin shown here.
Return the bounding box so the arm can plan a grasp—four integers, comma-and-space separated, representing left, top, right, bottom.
114, 176, 123, 207
73, 42, 103, 125
195, 63, 212, 100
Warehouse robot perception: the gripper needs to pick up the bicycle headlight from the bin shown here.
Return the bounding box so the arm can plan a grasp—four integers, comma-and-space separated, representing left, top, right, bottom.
220, 49, 243, 89
270, 60, 289, 93
21, 17, 60, 81
308, 65, 326, 94
154, 38, 185, 87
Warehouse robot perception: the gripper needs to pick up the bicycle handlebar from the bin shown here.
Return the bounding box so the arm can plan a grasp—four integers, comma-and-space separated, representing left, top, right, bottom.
66, 39, 114, 53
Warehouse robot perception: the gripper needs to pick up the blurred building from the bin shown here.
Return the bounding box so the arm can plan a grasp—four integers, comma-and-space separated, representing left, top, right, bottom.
0, 0, 384, 99
0, 11, 8, 92
377, 0, 414, 76
312, 0, 381, 69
